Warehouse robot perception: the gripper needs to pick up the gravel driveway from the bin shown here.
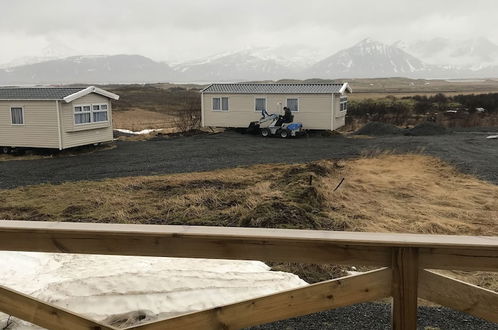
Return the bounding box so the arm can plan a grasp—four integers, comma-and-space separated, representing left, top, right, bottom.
0, 131, 497, 189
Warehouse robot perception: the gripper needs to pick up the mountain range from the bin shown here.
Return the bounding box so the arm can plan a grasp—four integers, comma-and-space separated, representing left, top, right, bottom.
1, 38, 498, 85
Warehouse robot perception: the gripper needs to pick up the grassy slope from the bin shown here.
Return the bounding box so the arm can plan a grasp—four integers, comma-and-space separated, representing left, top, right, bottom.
2, 154, 495, 234
1, 154, 497, 285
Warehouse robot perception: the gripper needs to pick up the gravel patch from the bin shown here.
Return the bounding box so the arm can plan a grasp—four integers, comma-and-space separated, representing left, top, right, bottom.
0, 131, 497, 189
247, 302, 498, 330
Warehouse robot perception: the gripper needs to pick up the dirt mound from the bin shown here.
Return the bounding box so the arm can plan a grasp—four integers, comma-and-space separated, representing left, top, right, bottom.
354, 122, 403, 136
407, 122, 450, 136
240, 201, 321, 229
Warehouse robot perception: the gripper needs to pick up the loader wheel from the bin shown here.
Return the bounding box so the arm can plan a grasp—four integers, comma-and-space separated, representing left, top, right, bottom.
280, 129, 289, 138
261, 128, 270, 137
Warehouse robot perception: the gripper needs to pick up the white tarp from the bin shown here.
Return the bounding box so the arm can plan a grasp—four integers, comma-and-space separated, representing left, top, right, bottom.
0, 252, 307, 329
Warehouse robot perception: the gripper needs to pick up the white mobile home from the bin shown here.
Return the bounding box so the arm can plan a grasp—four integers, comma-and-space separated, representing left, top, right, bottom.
201, 83, 352, 130
0, 86, 119, 150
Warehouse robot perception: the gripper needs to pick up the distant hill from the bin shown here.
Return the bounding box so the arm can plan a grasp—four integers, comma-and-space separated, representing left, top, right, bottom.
0, 55, 177, 85
173, 50, 296, 82
395, 37, 498, 70
306, 38, 430, 79
2, 38, 498, 85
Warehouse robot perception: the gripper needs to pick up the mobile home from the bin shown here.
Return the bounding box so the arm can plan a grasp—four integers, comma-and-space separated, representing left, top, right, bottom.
201, 83, 352, 131
0, 86, 119, 151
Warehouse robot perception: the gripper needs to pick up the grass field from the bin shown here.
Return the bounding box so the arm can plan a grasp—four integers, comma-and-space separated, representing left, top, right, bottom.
1, 154, 496, 285
112, 108, 178, 131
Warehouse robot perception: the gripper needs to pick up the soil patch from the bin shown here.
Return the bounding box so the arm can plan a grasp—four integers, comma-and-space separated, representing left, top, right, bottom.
407, 122, 450, 136
354, 122, 404, 136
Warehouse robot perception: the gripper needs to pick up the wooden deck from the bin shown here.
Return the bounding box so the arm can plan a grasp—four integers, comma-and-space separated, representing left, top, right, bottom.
0, 220, 496, 329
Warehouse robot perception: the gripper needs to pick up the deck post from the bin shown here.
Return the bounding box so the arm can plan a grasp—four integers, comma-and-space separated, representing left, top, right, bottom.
391, 247, 419, 330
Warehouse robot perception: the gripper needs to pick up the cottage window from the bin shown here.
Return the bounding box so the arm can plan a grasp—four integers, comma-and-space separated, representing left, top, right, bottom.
74, 105, 92, 124
213, 97, 229, 111
10, 107, 24, 125
286, 98, 299, 112
340, 96, 348, 111
74, 104, 109, 125
92, 104, 109, 122
255, 98, 266, 112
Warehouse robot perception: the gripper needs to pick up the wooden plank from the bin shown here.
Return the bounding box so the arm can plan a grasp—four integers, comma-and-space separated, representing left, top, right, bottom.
420, 248, 498, 271
126, 268, 392, 330
0, 221, 496, 249
418, 270, 498, 323
0, 284, 115, 330
391, 247, 419, 330
0, 221, 496, 270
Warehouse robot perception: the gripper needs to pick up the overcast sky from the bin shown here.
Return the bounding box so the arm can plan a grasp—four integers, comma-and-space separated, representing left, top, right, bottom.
1, 0, 497, 65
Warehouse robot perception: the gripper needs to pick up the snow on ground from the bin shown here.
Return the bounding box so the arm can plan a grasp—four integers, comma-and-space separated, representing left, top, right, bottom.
114, 128, 163, 135
0, 252, 307, 329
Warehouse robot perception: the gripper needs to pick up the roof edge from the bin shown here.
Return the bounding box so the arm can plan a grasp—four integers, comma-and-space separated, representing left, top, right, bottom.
339, 82, 353, 94
63, 86, 120, 103
200, 84, 213, 93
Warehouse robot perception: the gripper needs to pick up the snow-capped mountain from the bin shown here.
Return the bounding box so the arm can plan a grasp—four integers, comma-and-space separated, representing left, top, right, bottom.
0, 55, 177, 85
306, 38, 430, 78
2, 38, 498, 84
395, 37, 498, 70
172, 49, 297, 82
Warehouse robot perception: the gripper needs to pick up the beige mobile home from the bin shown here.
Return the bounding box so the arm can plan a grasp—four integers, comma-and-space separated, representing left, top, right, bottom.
0, 86, 119, 151
201, 83, 352, 130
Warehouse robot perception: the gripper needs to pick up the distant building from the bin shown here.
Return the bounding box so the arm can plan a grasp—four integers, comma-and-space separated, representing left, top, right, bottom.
200, 83, 352, 131
0, 86, 119, 150
476, 107, 486, 113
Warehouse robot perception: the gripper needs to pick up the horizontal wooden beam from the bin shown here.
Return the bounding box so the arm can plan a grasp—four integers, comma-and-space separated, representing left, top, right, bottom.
126, 268, 392, 330
0, 221, 496, 271
420, 247, 498, 271
418, 270, 498, 324
0, 284, 115, 330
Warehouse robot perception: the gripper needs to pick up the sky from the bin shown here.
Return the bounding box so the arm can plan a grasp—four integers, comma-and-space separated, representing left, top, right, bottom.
0, 0, 497, 65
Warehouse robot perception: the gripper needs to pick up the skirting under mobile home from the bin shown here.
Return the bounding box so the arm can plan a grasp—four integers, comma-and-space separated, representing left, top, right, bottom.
201, 83, 352, 131
0, 86, 119, 150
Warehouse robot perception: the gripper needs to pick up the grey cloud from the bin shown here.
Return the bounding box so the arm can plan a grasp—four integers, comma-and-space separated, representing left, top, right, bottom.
0, 0, 497, 64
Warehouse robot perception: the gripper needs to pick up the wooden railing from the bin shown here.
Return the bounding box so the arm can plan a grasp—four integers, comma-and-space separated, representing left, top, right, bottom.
0, 220, 496, 330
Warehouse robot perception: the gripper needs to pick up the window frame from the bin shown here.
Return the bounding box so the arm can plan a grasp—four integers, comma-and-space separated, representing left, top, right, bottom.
73, 103, 109, 125
10, 106, 25, 126
92, 104, 109, 123
254, 97, 267, 112
286, 98, 299, 112
340, 96, 348, 112
212, 97, 229, 112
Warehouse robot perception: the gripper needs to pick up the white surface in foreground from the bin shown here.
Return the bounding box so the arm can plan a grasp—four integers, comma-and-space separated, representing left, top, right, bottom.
0, 252, 307, 329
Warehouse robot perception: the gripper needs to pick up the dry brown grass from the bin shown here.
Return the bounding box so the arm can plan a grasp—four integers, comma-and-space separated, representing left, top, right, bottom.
323, 154, 498, 235
0, 154, 496, 285
1, 154, 496, 234
112, 108, 177, 131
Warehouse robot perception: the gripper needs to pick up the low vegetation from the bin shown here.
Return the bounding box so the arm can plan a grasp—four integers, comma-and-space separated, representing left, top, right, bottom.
347, 93, 498, 130
1, 154, 497, 285
107, 85, 201, 114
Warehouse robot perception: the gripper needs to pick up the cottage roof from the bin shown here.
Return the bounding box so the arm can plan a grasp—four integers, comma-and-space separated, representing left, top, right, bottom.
201, 83, 352, 94
0, 86, 119, 102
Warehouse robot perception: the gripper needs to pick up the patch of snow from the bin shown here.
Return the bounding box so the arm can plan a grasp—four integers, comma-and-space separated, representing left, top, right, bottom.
115, 128, 163, 135
0, 252, 307, 329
